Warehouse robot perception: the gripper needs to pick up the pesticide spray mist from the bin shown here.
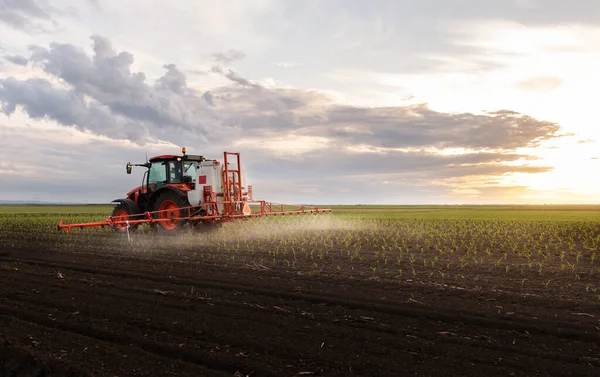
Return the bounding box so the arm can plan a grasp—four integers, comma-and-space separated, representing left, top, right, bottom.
112, 213, 376, 257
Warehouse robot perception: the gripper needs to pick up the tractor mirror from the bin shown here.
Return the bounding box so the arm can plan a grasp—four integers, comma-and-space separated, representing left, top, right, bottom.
126, 162, 132, 174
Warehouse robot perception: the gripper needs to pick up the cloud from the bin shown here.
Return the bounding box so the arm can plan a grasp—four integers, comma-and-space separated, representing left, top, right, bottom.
0, 35, 569, 203
0, 123, 164, 202
212, 49, 246, 64
0, 76, 157, 143
2, 54, 28, 66
318, 106, 561, 150
0, 0, 53, 29
210, 65, 259, 88
0, 130, 548, 203
0, 36, 235, 144
3, 37, 567, 158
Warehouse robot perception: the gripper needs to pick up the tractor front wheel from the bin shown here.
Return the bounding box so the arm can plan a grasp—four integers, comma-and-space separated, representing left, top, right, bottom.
111, 202, 139, 234
152, 191, 189, 233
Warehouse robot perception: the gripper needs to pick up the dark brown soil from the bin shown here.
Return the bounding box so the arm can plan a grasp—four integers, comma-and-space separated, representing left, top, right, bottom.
1, 244, 599, 377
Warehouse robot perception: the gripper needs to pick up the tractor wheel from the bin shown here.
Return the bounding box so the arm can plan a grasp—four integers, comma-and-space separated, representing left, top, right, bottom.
111, 202, 139, 234
151, 191, 190, 233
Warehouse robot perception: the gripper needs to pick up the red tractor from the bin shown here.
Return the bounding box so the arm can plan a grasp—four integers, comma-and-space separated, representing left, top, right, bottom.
58, 148, 331, 234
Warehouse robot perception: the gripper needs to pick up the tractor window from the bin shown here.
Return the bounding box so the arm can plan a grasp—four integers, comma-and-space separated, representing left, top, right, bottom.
168, 161, 183, 183
183, 161, 197, 181
148, 162, 167, 184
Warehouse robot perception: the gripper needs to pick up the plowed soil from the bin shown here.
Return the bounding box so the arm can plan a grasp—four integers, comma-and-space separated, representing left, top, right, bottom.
1, 243, 599, 377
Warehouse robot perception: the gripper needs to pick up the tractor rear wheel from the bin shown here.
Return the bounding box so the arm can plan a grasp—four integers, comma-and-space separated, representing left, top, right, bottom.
111, 202, 139, 233
151, 191, 189, 233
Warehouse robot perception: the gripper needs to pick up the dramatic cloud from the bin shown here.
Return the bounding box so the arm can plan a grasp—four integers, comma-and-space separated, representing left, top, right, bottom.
0, 36, 235, 144
2, 37, 563, 148
316, 106, 560, 150
0, 34, 572, 203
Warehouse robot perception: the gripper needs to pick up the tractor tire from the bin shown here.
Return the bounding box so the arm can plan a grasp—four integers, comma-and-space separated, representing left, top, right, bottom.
111, 202, 140, 234
151, 191, 190, 234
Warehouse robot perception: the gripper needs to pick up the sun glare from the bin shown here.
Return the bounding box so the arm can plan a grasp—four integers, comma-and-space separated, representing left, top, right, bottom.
360, 22, 600, 203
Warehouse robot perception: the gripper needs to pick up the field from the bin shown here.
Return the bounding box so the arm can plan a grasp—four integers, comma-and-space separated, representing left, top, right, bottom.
1, 204, 600, 376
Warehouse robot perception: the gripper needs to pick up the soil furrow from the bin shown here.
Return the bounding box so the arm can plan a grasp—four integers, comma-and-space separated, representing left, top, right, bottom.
3, 239, 599, 377
2, 265, 599, 374
6, 255, 599, 345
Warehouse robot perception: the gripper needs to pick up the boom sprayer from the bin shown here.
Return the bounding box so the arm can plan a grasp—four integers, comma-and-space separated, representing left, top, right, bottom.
57, 148, 332, 234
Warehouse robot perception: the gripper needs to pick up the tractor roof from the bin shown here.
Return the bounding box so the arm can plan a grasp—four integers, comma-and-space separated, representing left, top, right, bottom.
149, 154, 207, 163
149, 155, 178, 162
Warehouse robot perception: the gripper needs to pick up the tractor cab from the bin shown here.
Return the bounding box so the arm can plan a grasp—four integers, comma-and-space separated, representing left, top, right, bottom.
147, 155, 196, 187
123, 147, 207, 212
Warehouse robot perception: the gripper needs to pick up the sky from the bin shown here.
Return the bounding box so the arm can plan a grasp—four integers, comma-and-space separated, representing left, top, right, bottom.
1, 0, 599, 205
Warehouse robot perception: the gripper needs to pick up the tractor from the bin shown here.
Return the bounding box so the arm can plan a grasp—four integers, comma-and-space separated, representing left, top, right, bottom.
58, 148, 331, 234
